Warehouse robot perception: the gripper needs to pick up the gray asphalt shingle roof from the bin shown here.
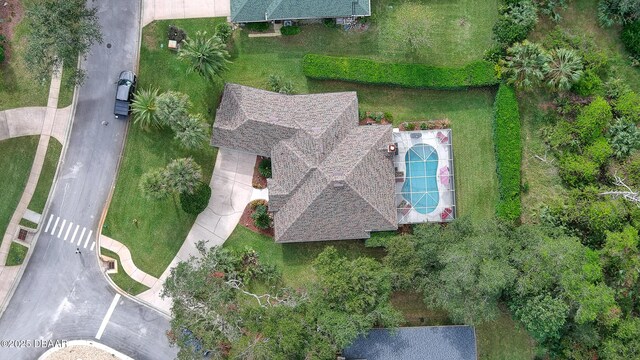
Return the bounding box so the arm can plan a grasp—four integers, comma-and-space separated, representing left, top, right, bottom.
212, 83, 397, 243
231, 0, 371, 22
342, 326, 478, 360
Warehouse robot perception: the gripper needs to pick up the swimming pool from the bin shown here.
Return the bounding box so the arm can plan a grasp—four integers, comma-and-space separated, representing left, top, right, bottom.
401, 144, 439, 214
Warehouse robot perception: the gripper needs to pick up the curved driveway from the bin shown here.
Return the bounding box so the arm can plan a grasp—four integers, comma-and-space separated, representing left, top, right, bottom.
0, 1, 176, 359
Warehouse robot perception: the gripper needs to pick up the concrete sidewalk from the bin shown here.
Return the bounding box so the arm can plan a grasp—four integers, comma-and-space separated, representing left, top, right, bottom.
136, 148, 258, 314
0, 67, 71, 312
142, 0, 230, 26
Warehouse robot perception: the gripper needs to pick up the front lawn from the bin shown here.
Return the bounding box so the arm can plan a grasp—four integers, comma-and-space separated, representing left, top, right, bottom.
5, 242, 28, 266
27, 138, 62, 214
102, 18, 224, 278
100, 248, 150, 296
0, 136, 38, 246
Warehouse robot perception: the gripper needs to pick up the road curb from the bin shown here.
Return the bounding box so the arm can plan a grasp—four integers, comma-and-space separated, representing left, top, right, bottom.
0, 63, 80, 319
95, 0, 172, 320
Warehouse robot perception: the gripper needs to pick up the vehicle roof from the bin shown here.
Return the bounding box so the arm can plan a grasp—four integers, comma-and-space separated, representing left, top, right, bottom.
119, 70, 135, 81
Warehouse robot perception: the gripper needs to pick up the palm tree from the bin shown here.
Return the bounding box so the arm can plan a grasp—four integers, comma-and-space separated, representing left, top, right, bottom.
156, 91, 191, 129
178, 31, 230, 82
164, 158, 203, 195
500, 41, 550, 90
545, 48, 583, 92
174, 115, 209, 150
139, 169, 170, 200
131, 88, 160, 130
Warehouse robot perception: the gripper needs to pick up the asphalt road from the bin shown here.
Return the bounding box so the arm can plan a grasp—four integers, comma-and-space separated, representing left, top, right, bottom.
0, 1, 177, 359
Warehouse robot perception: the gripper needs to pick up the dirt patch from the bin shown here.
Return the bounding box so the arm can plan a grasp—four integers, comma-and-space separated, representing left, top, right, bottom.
239, 200, 274, 237
0, 0, 25, 62
252, 155, 268, 189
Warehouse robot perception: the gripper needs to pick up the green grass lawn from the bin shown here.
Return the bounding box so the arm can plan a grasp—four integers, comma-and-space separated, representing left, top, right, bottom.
0, 1, 75, 110
0, 136, 38, 246
19, 218, 38, 229
5, 242, 28, 266
100, 248, 150, 296
103, 18, 224, 278
27, 138, 61, 214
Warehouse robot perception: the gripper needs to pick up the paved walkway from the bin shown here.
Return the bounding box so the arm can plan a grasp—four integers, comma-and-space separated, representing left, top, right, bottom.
101, 149, 260, 314
0, 67, 71, 311
142, 0, 230, 26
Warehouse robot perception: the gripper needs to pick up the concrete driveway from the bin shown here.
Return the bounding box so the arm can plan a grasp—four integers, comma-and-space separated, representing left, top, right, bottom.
137, 148, 256, 313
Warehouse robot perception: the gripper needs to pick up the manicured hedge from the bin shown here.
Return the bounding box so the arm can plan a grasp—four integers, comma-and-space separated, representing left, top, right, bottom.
493, 84, 522, 222
302, 54, 499, 89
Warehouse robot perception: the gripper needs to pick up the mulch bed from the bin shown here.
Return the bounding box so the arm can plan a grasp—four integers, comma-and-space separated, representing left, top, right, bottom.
359, 117, 391, 126
239, 201, 274, 237
0, 0, 24, 62
252, 155, 268, 189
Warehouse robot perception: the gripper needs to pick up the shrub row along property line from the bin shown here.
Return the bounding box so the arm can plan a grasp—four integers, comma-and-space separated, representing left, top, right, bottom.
302, 54, 499, 89
493, 83, 521, 222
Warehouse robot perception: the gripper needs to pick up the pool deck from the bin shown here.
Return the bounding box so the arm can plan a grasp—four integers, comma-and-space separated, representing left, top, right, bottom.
393, 129, 456, 224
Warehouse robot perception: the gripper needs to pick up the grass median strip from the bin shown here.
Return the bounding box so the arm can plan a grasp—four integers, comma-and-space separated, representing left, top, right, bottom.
27, 138, 62, 214
19, 218, 38, 229
100, 248, 150, 296
5, 242, 28, 266
0, 136, 39, 247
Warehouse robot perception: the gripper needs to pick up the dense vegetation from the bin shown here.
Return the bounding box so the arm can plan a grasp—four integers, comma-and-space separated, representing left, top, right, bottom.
302, 54, 499, 89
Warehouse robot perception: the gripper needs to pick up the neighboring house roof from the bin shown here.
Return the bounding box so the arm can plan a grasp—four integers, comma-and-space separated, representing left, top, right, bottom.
231, 0, 371, 22
342, 326, 478, 360
212, 83, 397, 243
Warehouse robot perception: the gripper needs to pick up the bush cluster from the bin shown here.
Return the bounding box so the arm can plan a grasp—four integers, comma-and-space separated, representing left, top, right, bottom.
215, 22, 233, 43
302, 54, 498, 89
492, 0, 538, 46
245, 22, 270, 32
258, 158, 272, 178
280, 25, 301, 36
180, 181, 212, 214
251, 204, 272, 229
493, 84, 522, 222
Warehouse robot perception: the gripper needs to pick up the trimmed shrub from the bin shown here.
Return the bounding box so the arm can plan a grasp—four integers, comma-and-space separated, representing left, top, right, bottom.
575, 96, 613, 144
180, 182, 212, 214
572, 69, 603, 96
258, 158, 272, 178
245, 22, 270, 32
615, 91, 640, 123
215, 22, 233, 43
404, 122, 416, 131
621, 20, 640, 58
493, 84, 522, 221
280, 25, 301, 36
302, 54, 498, 89
251, 204, 272, 229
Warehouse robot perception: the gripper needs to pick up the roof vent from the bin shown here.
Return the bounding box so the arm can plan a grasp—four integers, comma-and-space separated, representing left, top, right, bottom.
388, 144, 396, 153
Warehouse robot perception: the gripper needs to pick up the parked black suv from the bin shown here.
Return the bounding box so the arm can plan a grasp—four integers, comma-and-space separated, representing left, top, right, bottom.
114, 70, 136, 119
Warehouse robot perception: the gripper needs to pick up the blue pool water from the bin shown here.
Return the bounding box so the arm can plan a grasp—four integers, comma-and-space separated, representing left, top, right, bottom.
401, 144, 439, 214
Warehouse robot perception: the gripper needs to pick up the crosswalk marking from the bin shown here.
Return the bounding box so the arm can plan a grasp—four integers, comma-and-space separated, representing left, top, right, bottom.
57, 219, 66, 238
84, 230, 92, 249
51, 217, 60, 235
70, 225, 79, 243
64, 222, 73, 241
44, 214, 54, 233
77, 228, 86, 246
42, 214, 96, 252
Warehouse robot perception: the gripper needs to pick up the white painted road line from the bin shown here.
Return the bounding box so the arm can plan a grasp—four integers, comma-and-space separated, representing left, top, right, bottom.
77, 228, 86, 246
90, 242, 95, 251
64, 222, 73, 241
44, 214, 54, 233
70, 225, 80, 244
51, 217, 60, 234
57, 219, 66, 238
84, 230, 92, 248
95, 294, 120, 340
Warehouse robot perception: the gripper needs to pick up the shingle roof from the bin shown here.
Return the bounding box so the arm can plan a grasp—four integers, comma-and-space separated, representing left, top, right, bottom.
231, 0, 371, 22
212, 84, 397, 243
342, 326, 478, 360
